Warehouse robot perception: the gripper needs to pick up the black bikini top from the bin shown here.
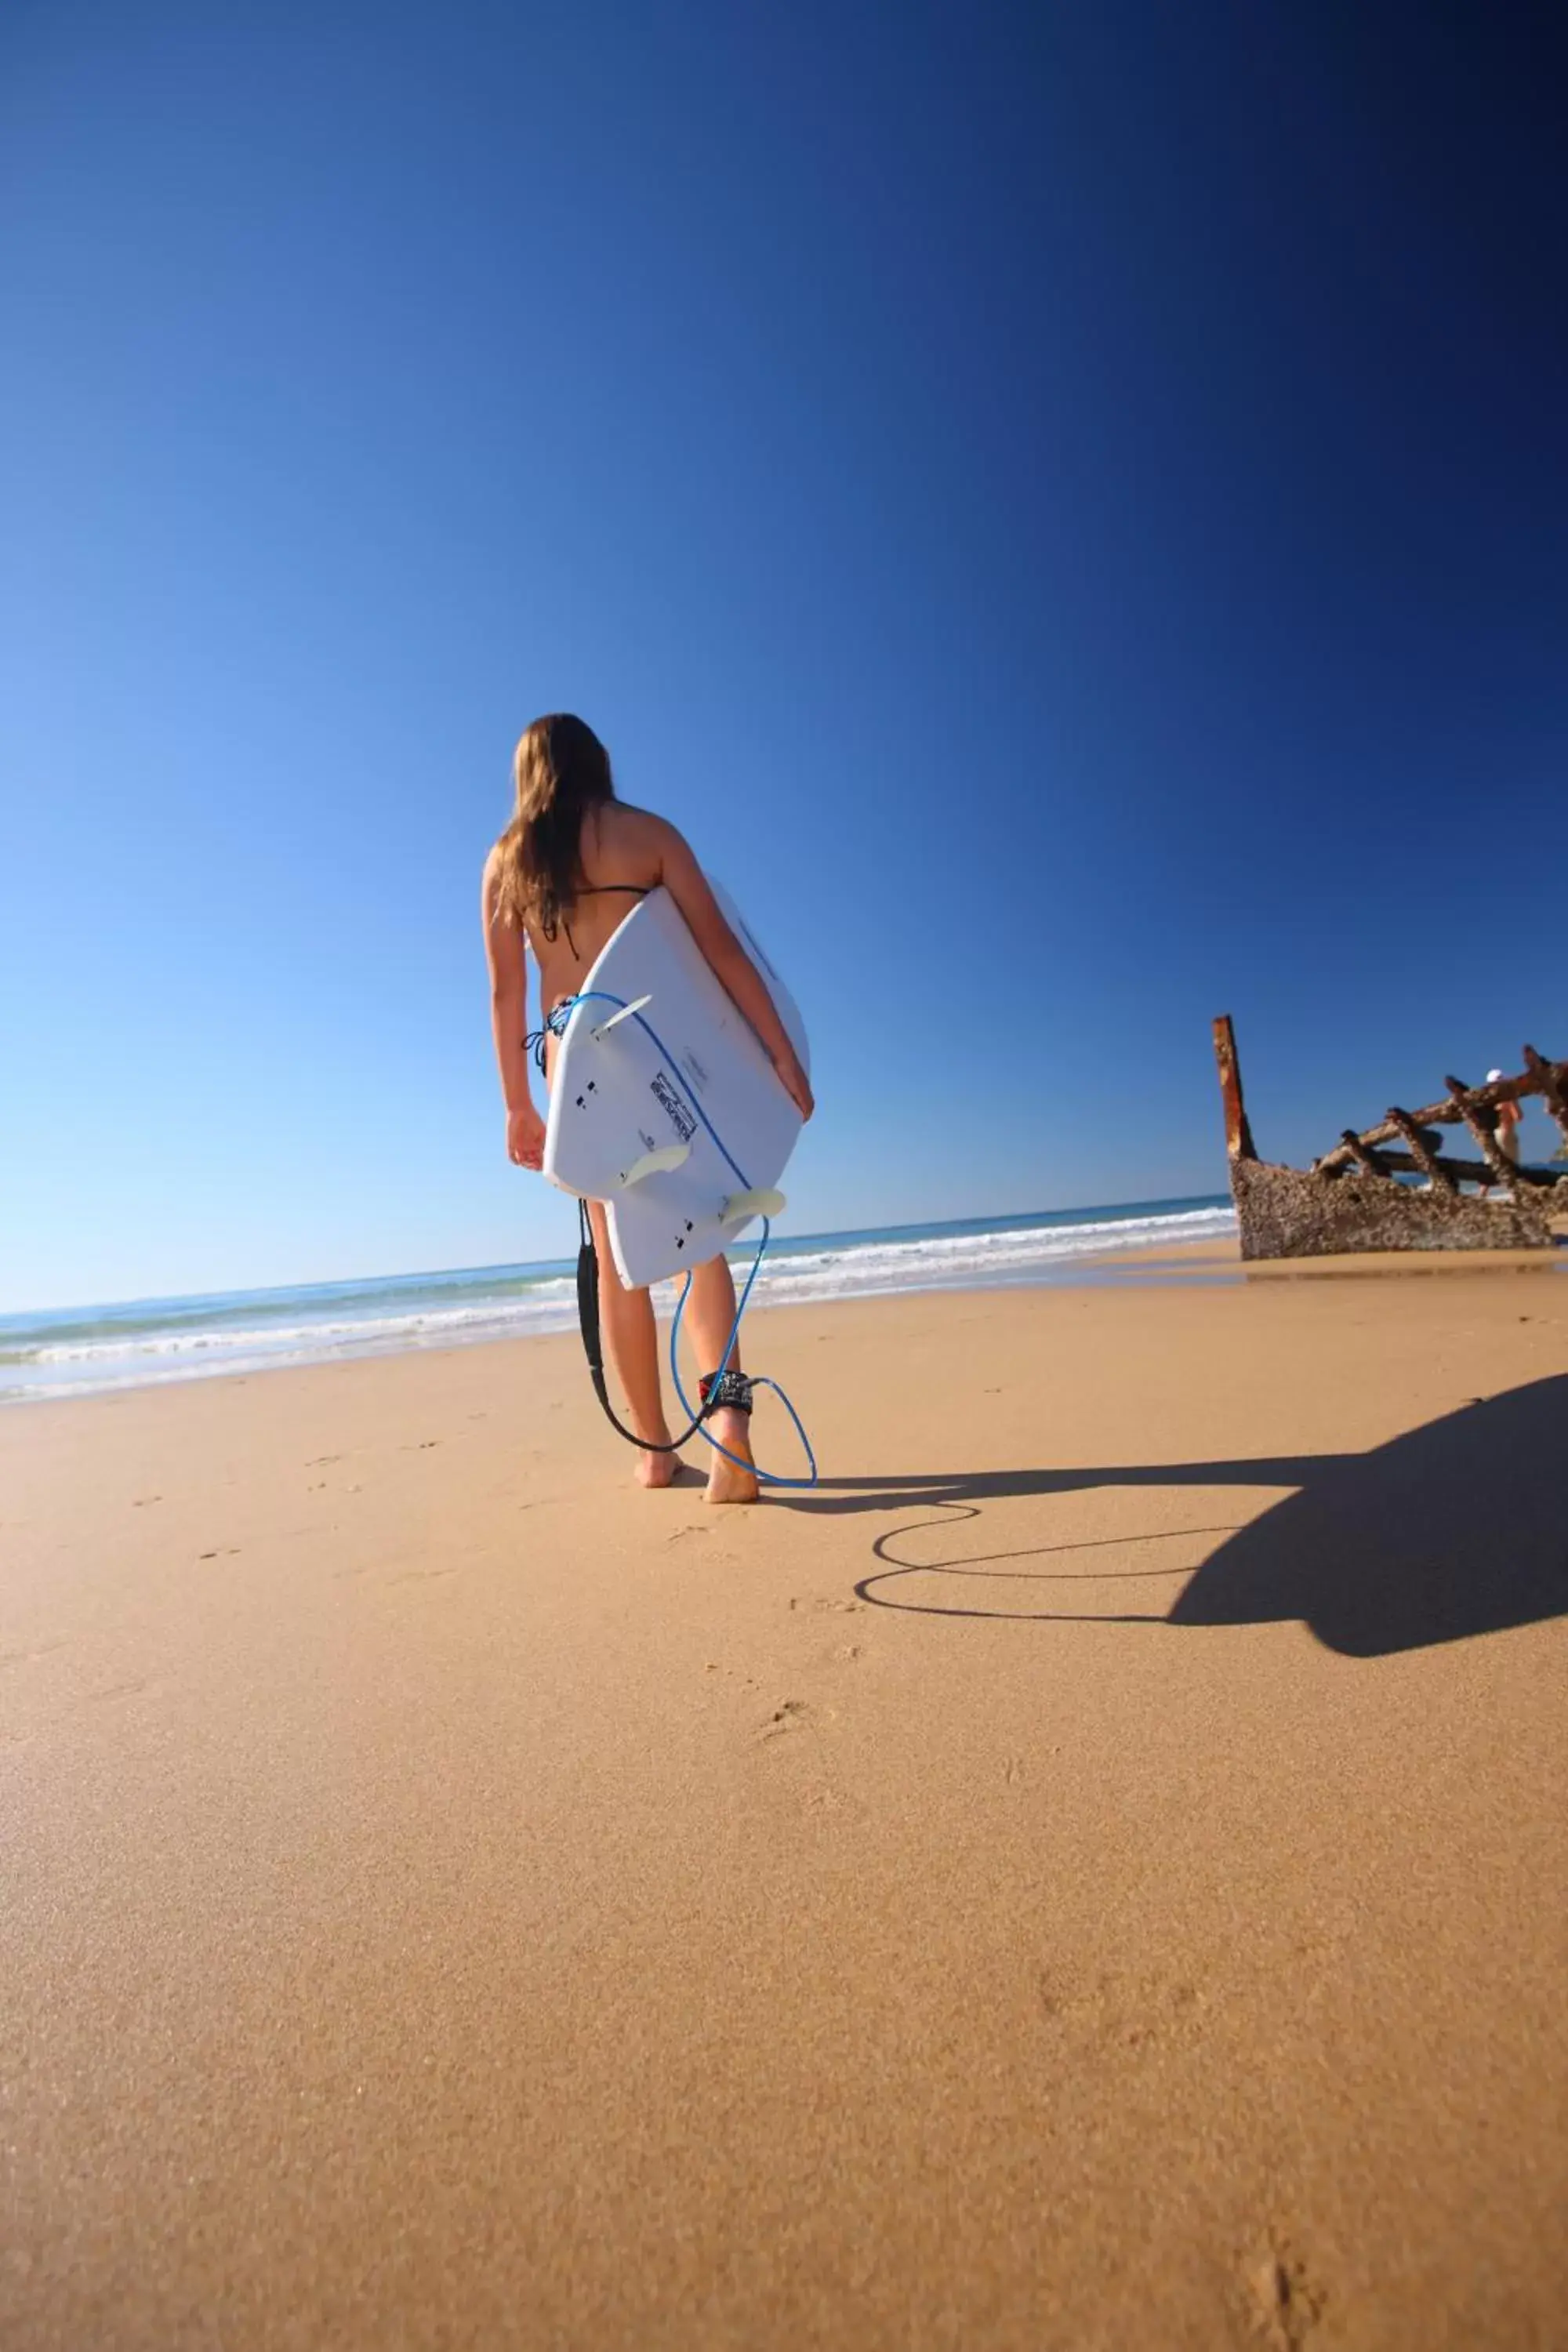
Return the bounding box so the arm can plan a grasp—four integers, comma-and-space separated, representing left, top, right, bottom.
560, 882, 648, 959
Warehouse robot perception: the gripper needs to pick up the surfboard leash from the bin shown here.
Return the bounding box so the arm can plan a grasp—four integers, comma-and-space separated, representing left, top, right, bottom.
573, 1199, 713, 1455
548, 991, 818, 1489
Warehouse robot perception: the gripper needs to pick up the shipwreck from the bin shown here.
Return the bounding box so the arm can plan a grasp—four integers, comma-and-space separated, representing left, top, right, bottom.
1213, 1017, 1568, 1260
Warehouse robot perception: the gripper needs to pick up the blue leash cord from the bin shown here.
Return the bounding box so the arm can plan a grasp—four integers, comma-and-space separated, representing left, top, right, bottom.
547, 991, 818, 1489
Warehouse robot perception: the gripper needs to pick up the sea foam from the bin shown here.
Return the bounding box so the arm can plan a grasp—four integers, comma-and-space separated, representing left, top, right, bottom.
1, 1200, 1235, 1401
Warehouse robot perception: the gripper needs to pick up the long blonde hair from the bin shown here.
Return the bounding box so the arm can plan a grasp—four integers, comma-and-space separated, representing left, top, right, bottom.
491, 713, 615, 937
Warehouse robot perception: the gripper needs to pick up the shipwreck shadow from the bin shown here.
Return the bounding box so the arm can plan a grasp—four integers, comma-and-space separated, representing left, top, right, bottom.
1169, 1375, 1567, 1655
812, 1377, 1568, 1658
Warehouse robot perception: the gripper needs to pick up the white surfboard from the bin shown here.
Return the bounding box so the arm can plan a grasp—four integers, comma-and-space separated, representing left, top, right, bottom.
543, 884, 809, 1289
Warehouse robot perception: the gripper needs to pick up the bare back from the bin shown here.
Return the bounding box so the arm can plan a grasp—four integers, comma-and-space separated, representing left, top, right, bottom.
523, 803, 668, 1014
483, 795, 811, 1129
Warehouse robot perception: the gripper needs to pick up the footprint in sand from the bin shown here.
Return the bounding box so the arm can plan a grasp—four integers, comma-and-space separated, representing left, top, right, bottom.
0, 1641, 70, 1670
1242, 2237, 1325, 2348
1036, 1966, 1207, 2054
306, 1456, 343, 1467
789, 1596, 863, 1614
760, 1698, 811, 1739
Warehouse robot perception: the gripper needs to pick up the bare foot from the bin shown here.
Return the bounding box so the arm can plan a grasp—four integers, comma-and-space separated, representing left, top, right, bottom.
704, 1408, 759, 1505
633, 1425, 680, 1490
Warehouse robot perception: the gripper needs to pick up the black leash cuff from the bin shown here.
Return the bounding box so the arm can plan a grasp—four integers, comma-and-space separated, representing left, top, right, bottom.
699, 1369, 754, 1416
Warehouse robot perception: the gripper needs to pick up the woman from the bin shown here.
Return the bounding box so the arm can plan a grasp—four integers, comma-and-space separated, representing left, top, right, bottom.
482, 715, 814, 1504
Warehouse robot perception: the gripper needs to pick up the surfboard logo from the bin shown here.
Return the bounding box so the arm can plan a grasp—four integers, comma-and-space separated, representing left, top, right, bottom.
649, 1070, 697, 1144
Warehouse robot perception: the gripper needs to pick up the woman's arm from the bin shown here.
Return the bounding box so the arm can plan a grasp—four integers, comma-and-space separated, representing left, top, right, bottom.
481, 856, 546, 1169
655, 823, 815, 1120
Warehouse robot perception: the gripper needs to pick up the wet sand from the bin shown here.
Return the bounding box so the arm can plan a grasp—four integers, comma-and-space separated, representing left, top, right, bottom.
4, 1270, 1566, 2349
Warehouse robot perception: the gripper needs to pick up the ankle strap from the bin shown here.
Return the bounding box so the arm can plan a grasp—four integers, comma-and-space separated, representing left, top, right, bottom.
699, 1369, 754, 1416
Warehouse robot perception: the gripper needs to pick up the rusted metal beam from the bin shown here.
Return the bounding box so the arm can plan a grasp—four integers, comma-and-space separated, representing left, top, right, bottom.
1338, 1128, 1396, 1180
1386, 1109, 1454, 1192
1445, 1076, 1516, 1188
1523, 1045, 1568, 1149
1313, 1055, 1568, 1175
1375, 1150, 1562, 1189
1212, 1015, 1257, 1163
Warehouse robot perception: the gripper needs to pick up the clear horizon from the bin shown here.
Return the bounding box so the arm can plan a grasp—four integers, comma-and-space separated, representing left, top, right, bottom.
5, 4, 1566, 1312
4, 1189, 1234, 1322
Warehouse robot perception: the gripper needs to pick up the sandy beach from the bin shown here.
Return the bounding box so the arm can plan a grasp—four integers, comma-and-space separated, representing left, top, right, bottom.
4, 1261, 1566, 2350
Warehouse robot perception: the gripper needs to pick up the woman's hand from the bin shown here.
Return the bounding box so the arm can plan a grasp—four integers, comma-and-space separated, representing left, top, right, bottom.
775, 1052, 815, 1123
507, 1102, 546, 1171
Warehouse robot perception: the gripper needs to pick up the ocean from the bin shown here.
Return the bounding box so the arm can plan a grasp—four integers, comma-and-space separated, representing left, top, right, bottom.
1, 1196, 1236, 1403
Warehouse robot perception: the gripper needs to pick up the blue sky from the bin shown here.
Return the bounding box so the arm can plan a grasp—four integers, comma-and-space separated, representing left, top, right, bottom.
3, 0, 1565, 1310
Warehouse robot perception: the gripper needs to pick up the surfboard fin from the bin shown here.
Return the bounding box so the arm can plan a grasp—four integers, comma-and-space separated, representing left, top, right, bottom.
617, 1142, 691, 1188
720, 1187, 786, 1225
593, 994, 652, 1039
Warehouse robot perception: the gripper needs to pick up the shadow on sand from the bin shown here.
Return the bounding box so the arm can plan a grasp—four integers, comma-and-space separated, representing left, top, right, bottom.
783, 1376, 1568, 1657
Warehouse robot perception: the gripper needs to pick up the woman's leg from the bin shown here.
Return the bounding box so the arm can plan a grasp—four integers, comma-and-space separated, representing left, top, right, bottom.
684, 1251, 760, 1505
588, 1200, 678, 1489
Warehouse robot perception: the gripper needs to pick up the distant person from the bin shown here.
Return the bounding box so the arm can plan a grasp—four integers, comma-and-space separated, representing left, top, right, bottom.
1479, 1068, 1523, 1196
482, 714, 813, 1504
